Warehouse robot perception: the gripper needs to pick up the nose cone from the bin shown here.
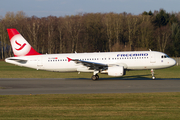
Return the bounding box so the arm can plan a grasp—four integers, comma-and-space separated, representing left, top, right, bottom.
170, 58, 176, 66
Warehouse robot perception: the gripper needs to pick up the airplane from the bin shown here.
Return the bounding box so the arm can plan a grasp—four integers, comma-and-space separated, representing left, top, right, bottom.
5, 28, 176, 80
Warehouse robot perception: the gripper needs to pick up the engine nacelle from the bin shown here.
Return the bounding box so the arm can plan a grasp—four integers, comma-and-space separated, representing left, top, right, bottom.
108, 66, 124, 76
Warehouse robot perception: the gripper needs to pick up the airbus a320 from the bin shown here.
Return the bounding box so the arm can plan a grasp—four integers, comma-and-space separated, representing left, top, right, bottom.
5, 28, 176, 80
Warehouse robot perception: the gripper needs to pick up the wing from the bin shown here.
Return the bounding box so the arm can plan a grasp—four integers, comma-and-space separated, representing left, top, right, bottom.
67, 57, 107, 70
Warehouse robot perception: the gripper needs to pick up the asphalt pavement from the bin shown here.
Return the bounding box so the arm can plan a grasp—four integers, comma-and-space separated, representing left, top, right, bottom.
0, 78, 180, 95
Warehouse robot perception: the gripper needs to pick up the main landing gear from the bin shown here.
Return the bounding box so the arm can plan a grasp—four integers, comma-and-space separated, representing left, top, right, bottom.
91, 70, 99, 81
91, 74, 99, 81
151, 69, 156, 80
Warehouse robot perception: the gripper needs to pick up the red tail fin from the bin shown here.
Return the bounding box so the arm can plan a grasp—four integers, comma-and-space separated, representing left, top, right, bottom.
7, 28, 41, 57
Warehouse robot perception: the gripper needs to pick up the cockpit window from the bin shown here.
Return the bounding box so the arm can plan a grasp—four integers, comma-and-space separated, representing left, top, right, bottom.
161, 55, 169, 58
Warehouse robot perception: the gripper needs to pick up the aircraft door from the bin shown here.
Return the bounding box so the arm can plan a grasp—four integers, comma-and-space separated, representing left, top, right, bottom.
37, 57, 43, 69
150, 53, 156, 63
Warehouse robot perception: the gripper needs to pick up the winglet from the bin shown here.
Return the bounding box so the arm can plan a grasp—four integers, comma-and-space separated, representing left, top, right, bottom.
67, 57, 72, 62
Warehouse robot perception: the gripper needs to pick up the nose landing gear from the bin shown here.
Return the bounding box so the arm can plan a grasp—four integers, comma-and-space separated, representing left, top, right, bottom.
151, 69, 156, 80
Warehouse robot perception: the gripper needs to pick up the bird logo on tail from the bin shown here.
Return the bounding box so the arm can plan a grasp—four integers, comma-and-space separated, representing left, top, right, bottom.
15, 40, 27, 51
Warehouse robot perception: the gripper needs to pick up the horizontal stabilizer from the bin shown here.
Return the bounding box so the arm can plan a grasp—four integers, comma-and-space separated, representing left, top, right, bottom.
5, 58, 28, 64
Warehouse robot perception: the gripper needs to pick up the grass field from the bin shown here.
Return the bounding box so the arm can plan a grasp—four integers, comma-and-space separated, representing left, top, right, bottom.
0, 93, 180, 120
0, 61, 180, 79
0, 61, 180, 120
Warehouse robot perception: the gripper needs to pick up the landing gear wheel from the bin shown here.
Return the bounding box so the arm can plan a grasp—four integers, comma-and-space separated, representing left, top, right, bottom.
95, 75, 99, 80
91, 75, 97, 81
152, 76, 156, 80
91, 74, 99, 81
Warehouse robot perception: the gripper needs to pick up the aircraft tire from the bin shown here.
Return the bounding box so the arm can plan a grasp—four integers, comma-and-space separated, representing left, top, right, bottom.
91, 75, 97, 81
95, 75, 99, 80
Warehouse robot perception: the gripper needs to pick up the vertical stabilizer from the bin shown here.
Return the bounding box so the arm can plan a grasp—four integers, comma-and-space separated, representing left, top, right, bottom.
7, 28, 41, 57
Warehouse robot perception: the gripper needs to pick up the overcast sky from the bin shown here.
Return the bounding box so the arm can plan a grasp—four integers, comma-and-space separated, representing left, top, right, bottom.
0, 0, 180, 18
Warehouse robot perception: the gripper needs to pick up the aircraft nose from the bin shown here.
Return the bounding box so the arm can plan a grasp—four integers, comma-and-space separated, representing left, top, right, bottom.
170, 58, 176, 66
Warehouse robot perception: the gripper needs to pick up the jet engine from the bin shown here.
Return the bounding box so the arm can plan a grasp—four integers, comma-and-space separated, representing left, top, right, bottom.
107, 66, 125, 76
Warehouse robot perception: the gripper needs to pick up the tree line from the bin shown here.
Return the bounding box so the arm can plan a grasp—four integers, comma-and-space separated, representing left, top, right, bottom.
0, 9, 180, 59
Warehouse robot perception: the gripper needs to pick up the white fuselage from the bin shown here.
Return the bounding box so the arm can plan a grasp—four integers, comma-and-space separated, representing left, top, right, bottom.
5, 51, 176, 73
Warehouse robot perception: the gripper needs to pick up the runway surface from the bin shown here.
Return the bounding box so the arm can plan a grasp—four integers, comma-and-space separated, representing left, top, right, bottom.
0, 78, 180, 95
